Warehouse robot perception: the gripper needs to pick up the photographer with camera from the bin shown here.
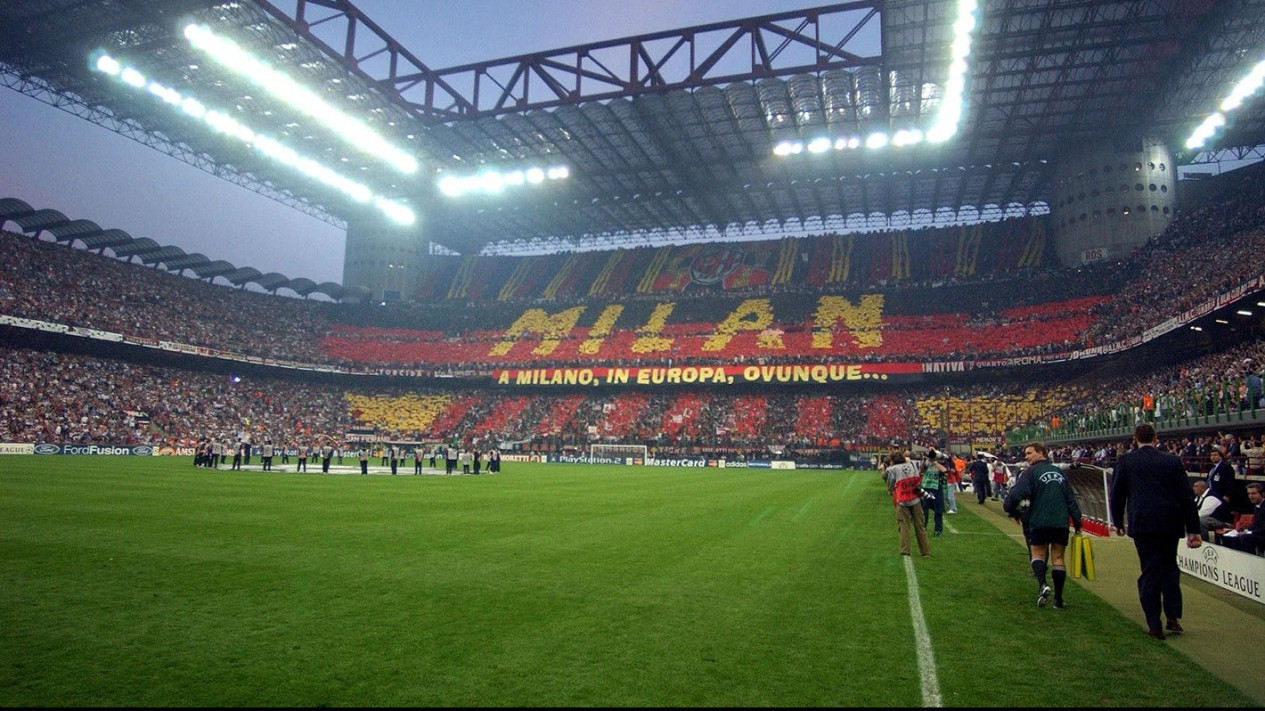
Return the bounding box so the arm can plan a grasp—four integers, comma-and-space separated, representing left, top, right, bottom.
920, 449, 950, 537
885, 451, 932, 558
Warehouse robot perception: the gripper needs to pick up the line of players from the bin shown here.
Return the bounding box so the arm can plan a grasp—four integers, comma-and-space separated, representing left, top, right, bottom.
193, 438, 502, 475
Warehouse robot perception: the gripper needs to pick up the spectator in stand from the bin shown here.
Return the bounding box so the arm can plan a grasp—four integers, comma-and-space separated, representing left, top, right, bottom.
1192, 480, 1232, 540
1223, 433, 1243, 472
1205, 447, 1238, 518
1241, 434, 1265, 479
1243, 360, 1262, 411
1222, 483, 1264, 556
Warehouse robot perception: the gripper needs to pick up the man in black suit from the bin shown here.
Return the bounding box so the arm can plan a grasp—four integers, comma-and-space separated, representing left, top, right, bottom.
1224, 483, 1264, 555
968, 453, 991, 504
1205, 446, 1237, 517
1109, 424, 1203, 640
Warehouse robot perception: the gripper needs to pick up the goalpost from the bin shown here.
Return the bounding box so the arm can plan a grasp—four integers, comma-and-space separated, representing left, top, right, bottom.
590, 443, 648, 461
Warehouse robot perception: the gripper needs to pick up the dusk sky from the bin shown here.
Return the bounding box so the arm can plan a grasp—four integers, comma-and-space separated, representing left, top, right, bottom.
0, 0, 820, 286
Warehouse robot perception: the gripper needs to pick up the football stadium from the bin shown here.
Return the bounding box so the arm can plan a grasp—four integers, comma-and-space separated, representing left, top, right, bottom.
2, 0, 1265, 706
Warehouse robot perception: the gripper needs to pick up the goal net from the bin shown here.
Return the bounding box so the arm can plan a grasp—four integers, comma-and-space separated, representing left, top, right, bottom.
590, 443, 648, 461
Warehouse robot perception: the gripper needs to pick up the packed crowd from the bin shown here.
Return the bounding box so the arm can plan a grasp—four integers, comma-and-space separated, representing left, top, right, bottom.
0, 342, 1109, 454
1084, 168, 1265, 346
0, 230, 332, 363
0, 162, 1260, 375
0, 346, 351, 447
1014, 338, 1265, 439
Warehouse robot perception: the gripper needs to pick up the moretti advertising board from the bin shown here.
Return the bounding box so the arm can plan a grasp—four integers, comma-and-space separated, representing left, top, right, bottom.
492, 363, 922, 388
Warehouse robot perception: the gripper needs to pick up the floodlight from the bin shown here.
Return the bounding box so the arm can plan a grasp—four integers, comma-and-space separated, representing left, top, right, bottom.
91, 53, 414, 225
181, 97, 206, 118
891, 129, 924, 147
374, 198, 415, 225
807, 137, 832, 153
183, 22, 419, 174
439, 176, 463, 196
1220, 59, 1265, 111
1186, 57, 1265, 149
479, 172, 505, 193
148, 82, 182, 105
436, 163, 568, 197
772, 0, 979, 157
94, 54, 120, 75
773, 140, 803, 156
120, 67, 146, 87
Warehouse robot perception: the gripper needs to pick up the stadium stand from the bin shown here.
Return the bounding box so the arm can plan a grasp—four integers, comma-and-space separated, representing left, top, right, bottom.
1, 162, 1264, 469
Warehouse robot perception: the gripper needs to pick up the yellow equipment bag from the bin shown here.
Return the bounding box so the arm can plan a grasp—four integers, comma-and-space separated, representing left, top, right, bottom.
1081, 534, 1095, 580
1070, 532, 1095, 580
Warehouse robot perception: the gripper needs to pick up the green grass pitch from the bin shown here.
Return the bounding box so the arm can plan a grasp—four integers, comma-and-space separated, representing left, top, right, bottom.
0, 456, 1254, 707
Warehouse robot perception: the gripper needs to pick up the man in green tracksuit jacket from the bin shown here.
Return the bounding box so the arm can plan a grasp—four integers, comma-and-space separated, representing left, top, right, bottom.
1004, 441, 1083, 609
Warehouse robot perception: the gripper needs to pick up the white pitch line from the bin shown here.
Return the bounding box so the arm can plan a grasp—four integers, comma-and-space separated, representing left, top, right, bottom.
903, 555, 942, 708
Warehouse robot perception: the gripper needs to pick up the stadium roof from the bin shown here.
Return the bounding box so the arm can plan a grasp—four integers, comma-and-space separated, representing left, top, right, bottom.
2, 0, 1264, 259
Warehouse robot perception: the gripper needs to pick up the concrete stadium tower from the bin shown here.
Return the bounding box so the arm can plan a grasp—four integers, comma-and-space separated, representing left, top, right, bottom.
1050, 136, 1176, 268
342, 218, 428, 303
